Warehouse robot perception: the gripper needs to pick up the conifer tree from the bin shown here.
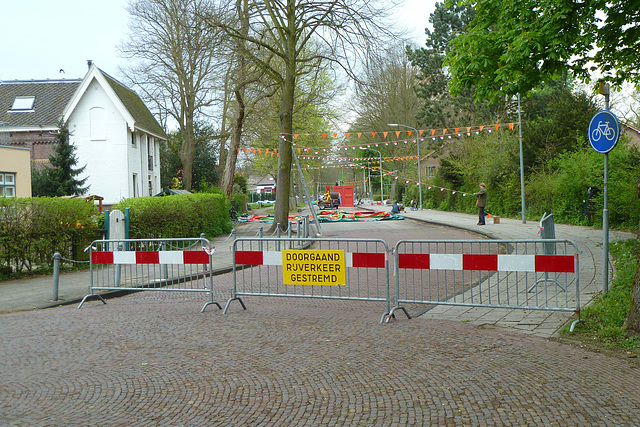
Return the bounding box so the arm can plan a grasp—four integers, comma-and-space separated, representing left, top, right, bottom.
32, 120, 88, 197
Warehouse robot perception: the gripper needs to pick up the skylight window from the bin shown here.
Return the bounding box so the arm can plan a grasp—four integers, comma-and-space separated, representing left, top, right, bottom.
10, 96, 35, 111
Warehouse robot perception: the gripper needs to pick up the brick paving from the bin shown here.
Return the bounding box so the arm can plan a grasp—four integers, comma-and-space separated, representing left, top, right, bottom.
1, 209, 639, 425
1, 290, 640, 425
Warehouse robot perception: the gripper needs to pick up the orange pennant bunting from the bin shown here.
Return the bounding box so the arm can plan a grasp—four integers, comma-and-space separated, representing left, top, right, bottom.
431, 129, 436, 136
372, 132, 377, 138
396, 131, 401, 138
495, 124, 500, 131
509, 123, 514, 130
346, 133, 351, 139
322, 133, 327, 140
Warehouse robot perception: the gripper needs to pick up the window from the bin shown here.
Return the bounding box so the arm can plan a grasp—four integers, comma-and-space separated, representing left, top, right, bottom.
0, 173, 16, 197
9, 96, 35, 112
132, 173, 138, 197
131, 132, 137, 148
426, 166, 437, 178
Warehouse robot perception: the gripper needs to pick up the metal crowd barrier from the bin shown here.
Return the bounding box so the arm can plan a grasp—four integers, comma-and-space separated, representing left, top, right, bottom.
78, 236, 221, 312
389, 239, 580, 327
224, 237, 391, 322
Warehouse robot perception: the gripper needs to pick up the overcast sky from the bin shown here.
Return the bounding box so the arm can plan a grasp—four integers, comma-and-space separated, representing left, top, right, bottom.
0, 0, 435, 82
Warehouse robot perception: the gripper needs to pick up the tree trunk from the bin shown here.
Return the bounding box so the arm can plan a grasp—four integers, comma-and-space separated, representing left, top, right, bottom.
179, 114, 196, 191
272, 72, 295, 232
222, 87, 245, 196
625, 260, 640, 332
624, 209, 640, 333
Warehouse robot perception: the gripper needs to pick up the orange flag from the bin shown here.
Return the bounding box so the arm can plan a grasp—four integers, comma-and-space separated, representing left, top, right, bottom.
495, 124, 500, 131
357, 133, 362, 138
372, 132, 377, 138
509, 123, 514, 130
346, 133, 351, 139
467, 127, 471, 134
322, 133, 327, 140
294, 134, 299, 140
407, 130, 413, 137
396, 131, 401, 138
442, 128, 447, 135
383, 132, 388, 138
455, 128, 459, 134
431, 129, 436, 136
333, 133, 338, 138
419, 130, 424, 136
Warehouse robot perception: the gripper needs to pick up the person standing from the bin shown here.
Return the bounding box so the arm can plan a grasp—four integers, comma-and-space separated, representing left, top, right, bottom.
474, 183, 487, 225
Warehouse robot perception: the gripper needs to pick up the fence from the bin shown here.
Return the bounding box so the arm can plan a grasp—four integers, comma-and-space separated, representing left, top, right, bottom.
224, 237, 391, 322
78, 236, 221, 312
389, 239, 580, 327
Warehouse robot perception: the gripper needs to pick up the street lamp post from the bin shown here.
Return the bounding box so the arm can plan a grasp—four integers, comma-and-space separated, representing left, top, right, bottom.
360, 147, 383, 203
389, 123, 421, 209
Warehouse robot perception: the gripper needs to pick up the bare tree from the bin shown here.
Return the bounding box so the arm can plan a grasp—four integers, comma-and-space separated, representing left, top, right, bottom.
212, 0, 400, 231
119, 0, 224, 190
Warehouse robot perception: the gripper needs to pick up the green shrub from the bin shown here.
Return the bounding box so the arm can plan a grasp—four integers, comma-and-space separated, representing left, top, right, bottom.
113, 193, 232, 239
0, 197, 102, 276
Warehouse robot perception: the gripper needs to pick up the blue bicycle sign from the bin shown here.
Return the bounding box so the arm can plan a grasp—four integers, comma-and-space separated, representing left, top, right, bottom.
588, 110, 620, 153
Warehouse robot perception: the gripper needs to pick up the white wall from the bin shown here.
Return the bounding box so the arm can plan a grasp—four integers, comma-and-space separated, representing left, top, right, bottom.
68, 77, 163, 204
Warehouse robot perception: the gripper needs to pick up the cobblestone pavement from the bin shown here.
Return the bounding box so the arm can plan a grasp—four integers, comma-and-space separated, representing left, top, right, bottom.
2, 211, 639, 425
1, 288, 640, 426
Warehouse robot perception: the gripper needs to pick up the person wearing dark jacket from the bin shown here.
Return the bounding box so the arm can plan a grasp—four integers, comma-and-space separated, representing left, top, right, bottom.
474, 183, 487, 225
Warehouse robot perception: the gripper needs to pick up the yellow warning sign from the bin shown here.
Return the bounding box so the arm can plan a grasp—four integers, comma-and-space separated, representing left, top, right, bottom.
282, 250, 346, 286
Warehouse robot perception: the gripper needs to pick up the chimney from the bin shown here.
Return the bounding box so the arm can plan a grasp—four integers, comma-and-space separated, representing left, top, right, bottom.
87, 60, 93, 69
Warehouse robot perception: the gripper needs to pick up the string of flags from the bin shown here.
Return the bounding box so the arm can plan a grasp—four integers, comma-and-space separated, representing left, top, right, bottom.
237, 122, 519, 157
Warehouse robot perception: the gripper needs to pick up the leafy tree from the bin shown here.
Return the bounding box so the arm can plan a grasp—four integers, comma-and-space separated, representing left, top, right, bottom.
31, 121, 87, 197
406, 1, 496, 128
160, 122, 220, 191
120, 0, 225, 190
444, 0, 640, 332
214, 0, 399, 231
446, 0, 640, 102
519, 77, 599, 172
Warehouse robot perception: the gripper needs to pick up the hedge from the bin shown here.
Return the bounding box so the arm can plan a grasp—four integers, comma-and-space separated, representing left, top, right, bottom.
0, 197, 102, 276
113, 193, 232, 239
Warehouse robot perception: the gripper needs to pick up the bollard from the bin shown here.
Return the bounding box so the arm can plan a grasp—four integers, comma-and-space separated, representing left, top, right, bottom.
115, 243, 123, 287
232, 229, 237, 241
52, 252, 61, 301
259, 227, 264, 251
161, 241, 168, 279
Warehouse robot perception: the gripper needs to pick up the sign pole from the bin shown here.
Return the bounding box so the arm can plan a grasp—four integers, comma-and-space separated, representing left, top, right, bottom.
588, 84, 618, 294
603, 152, 609, 293
602, 85, 610, 293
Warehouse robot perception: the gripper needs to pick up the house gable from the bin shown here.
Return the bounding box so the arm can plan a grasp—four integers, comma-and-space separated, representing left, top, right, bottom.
62, 65, 166, 140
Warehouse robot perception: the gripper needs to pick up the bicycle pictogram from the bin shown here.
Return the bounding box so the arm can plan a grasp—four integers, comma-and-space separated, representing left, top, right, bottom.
591, 120, 616, 141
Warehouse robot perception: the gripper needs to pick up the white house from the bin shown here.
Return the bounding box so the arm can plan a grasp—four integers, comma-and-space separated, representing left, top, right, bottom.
0, 62, 166, 205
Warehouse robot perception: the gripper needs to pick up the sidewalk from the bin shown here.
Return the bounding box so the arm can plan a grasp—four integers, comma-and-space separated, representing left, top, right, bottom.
396, 207, 635, 337
1, 207, 635, 339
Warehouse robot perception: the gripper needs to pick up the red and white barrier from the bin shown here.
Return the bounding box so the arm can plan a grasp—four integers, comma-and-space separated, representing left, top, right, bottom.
92, 250, 210, 265
397, 253, 575, 273
234, 250, 386, 268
